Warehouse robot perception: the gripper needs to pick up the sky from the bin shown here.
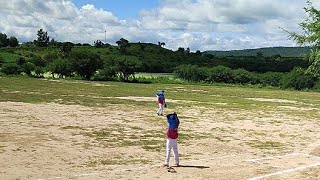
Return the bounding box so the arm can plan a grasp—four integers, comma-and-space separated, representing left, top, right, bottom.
0, 0, 319, 51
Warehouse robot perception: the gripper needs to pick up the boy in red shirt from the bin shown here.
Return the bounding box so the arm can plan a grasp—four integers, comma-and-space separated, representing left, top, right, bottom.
156, 90, 166, 116
163, 112, 180, 167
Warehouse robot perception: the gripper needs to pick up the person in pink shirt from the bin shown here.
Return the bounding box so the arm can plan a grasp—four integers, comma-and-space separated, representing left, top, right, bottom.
163, 112, 180, 167
156, 90, 166, 116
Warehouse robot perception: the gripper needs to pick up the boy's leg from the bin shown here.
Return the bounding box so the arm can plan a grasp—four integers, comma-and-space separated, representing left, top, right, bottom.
164, 138, 171, 165
172, 139, 179, 165
158, 104, 164, 115
157, 103, 163, 115
157, 103, 160, 114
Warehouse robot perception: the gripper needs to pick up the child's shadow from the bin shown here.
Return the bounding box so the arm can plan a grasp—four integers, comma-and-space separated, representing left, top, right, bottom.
177, 165, 210, 169
168, 165, 209, 173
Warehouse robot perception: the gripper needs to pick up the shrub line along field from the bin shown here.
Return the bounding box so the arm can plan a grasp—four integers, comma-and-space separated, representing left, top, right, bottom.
1, 76, 320, 179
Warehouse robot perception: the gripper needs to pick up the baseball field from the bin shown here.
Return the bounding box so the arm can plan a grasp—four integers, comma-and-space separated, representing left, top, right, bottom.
1, 76, 320, 180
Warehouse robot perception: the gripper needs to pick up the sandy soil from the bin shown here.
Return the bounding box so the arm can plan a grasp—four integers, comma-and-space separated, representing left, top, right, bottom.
1, 96, 320, 180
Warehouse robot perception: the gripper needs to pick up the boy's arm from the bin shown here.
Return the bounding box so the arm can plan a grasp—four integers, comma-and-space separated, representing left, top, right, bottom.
176, 115, 180, 127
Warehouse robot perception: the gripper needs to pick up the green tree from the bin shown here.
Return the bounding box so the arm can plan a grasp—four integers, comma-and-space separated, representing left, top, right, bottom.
16, 57, 27, 66
280, 68, 316, 90
113, 56, 141, 81
287, 1, 320, 77
47, 58, 73, 78
70, 52, 103, 80
30, 56, 47, 67
174, 64, 207, 82
93, 65, 117, 81
177, 47, 185, 53
8, 36, 19, 47
36, 29, 50, 47
60, 42, 73, 56
94, 40, 104, 48
0, 33, 8, 47
1, 63, 21, 75
116, 38, 129, 54
22, 62, 36, 76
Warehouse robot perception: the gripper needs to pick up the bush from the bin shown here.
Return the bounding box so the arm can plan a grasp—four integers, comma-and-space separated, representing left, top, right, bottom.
280, 68, 317, 90
93, 66, 117, 81
207, 65, 233, 83
22, 62, 36, 76
30, 56, 47, 67
34, 66, 44, 78
260, 72, 284, 87
70, 51, 103, 80
1, 63, 21, 75
232, 68, 254, 84
0, 56, 4, 67
174, 64, 207, 82
47, 58, 73, 78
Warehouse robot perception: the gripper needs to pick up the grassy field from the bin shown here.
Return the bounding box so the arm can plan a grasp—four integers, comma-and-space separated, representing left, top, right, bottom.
1, 76, 320, 179
1, 76, 319, 115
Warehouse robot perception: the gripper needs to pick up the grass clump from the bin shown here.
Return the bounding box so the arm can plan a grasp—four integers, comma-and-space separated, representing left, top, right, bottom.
246, 140, 284, 150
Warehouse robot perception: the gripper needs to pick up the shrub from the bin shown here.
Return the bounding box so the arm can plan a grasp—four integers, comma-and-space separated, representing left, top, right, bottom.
232, 68, 254, 84
1, 63, 21, 75
70, 51, 103, 80
22, 62, 36, 76
93, 66, 117, 81
34, 66, 44, 78
280, 68, 317, 90
174, 64, 208, 82
47, 58, 73, 78
0, 56, 4, 67
207, 65, 233, 83
260, 72, 284, 87
30, 56, 47, 67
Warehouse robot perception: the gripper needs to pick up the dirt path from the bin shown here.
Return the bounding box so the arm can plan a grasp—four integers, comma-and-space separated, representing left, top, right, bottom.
1, 101, 320, 180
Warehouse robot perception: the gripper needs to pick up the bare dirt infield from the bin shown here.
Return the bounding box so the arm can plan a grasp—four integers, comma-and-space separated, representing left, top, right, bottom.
1, 98, 320, 180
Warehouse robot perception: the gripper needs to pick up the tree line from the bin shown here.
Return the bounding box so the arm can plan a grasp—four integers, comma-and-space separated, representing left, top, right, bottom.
174, 64, 316, 90
0, 29, 314, 89
0, 33, 19, 47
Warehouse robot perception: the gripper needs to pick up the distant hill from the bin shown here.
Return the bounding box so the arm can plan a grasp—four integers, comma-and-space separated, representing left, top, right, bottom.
204, 46, 312, 57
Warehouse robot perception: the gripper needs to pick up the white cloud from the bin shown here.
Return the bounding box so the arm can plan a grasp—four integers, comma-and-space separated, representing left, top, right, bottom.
0, 0, 318, 51
141, 0, 307, 31
139, 0, 318, 50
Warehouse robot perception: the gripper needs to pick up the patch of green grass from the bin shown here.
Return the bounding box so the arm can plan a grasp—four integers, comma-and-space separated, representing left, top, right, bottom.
246, 140, 284, 150
61, 125, 85, 130
86, 156, 151, 167
80, 124, 210, 151
212, 136, 231, 142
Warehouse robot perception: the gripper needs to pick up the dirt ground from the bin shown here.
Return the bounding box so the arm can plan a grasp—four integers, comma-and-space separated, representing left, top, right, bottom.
1, 97, 320, 180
